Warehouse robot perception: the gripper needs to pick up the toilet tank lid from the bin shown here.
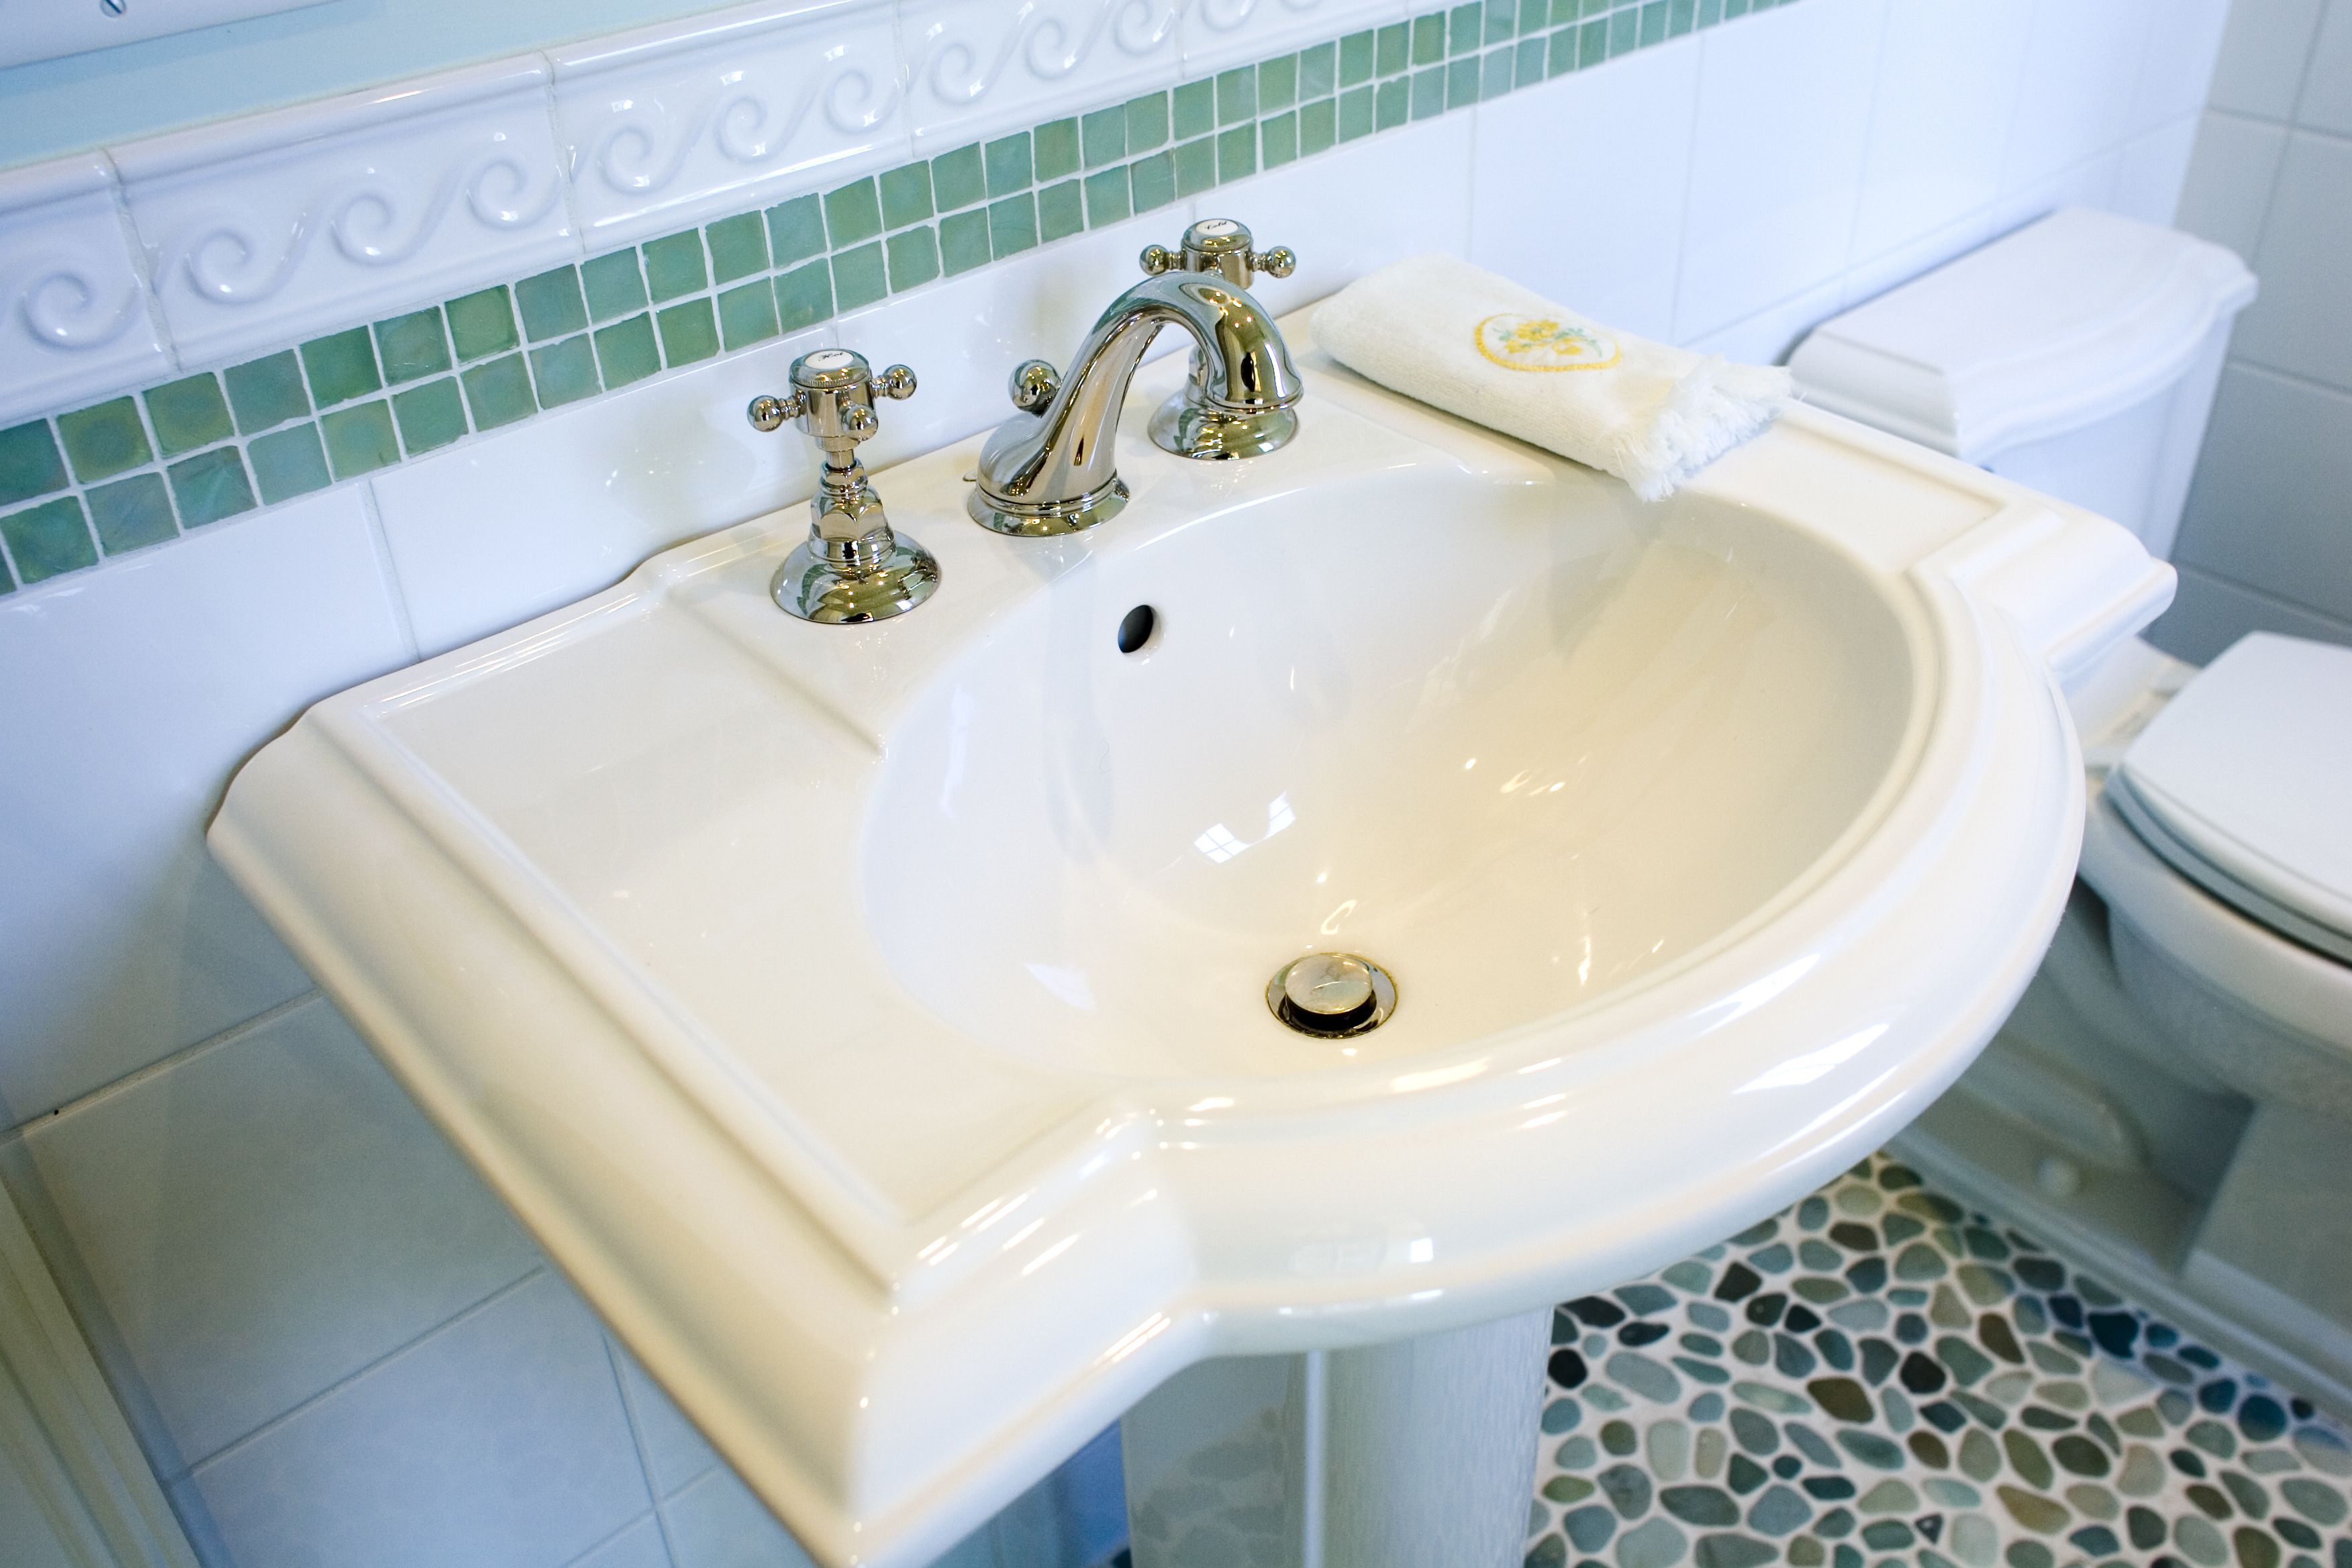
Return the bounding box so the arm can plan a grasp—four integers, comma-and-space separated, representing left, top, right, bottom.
1788, 209, 2256, 462
2116, 633, 2352, 954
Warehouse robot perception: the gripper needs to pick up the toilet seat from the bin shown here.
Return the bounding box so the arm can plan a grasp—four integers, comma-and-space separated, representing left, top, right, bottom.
2109, 633, 2352, 965
2081, 786, 2352, 1065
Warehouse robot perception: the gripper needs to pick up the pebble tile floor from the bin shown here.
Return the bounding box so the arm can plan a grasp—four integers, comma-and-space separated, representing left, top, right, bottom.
1104, 1154, 2349, 1568
1524, 1155, 2352, 1568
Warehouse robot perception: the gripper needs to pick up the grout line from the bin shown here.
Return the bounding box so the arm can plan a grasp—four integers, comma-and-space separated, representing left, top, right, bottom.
558, 1505, 665, 1568
2281, 0, 2335, 135
358, 478, 424, 664
1831, 0, 1897, 300
601, 1332, 691, 1563
2283, 118, 2352, 147
2202, 104, 2294, 132
99, 146, 180, 379
2241, 121, 2298, 266
184, 1265, 548, 1477
541, 49, 592, 260
2171, 562, 2352, 638
0, 464, 24, 589
2223, 354, 2352, 405
1, 989, 325, 1141
123, 379, 185, 545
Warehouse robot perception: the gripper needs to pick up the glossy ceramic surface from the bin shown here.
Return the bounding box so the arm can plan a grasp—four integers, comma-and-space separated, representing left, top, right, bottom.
869, 465, 1909, 1076
208, 309, 2173, 1568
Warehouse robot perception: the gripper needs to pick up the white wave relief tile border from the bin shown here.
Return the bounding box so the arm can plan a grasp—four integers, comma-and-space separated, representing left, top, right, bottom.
0, 155, 171, 428
552, 0, 910, 246
899, 0, 1188, 148
4, 0, 1493, 430
115, 58, 576, 367
1177, 0, 1410, 72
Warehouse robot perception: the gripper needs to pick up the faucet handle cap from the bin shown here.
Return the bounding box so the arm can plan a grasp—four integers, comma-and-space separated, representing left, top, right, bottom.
1146, 219, 1297, 287
747, 391, 806, 432
1008, 358, 1062, 413
1248, 245, 1296, 280
754, 350, 914, 445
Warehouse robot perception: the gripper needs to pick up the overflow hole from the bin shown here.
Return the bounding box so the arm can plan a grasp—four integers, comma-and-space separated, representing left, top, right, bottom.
1116, 604, 1157, 654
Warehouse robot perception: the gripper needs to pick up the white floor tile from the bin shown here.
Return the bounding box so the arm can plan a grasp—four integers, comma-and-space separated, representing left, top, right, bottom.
1675, 0, 1887, 343
2174, 111, 2290, 262
609, 1339, 721, 1500
0, 486, 411, 1123
1468, 39, 1702, 342
926, 1526, 1000, 1568
187, 1272, 650, 1568
662, 1465, 818, 1568
2233, 132, 2352, 393
10, 995, 541, 1471
569, 1514, 675, 1568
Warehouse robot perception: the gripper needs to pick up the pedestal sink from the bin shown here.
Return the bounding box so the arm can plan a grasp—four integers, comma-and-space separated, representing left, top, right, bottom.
208, 310, 2171, 1568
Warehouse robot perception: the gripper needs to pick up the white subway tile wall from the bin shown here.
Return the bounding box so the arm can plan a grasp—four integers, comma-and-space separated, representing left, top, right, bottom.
1468, 36, 1698, 340
1673, 0, 1883, 340
2205, 0, 2330, 117
0, 484, 408, 1121
2164, 0, 2352, 658
0, 0, 2231, 1563
1846, 0, 2034, 271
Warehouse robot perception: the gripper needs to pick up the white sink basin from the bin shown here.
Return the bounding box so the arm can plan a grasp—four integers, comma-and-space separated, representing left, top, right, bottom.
865, 457, 1910, 1075
209, 311, 2171, 1567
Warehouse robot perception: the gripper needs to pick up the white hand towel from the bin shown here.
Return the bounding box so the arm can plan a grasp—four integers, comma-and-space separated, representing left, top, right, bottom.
1311, 254, 1792, 501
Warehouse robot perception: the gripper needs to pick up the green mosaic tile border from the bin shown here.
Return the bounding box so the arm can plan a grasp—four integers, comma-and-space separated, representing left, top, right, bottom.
0, 0, 1803, 597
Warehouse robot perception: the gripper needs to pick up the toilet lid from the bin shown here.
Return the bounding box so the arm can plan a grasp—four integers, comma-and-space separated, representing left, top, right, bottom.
1787, 208, 2256, 461
2112, 633, 2352, 963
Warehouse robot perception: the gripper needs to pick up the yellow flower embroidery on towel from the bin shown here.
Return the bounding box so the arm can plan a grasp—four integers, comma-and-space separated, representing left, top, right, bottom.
1473, 313, 1622, 373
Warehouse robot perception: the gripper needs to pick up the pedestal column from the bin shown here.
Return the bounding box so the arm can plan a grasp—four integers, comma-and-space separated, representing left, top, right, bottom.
1121, 1308, 1551, 1568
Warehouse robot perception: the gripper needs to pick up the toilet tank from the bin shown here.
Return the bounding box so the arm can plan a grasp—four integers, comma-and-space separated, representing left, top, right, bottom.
1789, 209, 2256, 560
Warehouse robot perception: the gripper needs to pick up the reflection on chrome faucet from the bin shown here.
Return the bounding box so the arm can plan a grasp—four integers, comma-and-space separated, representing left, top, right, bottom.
968, 217, 1305, 537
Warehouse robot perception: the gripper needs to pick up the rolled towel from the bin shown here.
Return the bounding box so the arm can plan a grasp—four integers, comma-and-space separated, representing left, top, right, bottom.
1312, 254, 1792, 501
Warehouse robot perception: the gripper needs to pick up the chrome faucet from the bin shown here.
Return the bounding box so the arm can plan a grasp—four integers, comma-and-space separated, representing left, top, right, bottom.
747, 348, 939, 624
968, 218, 1305, 537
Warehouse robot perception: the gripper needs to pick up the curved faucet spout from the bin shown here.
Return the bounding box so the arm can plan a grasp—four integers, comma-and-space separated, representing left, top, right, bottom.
968, 268, 1304, 536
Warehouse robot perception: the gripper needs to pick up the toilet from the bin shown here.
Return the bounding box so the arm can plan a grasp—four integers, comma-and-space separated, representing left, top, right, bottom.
1792, 208, 2352, 1414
